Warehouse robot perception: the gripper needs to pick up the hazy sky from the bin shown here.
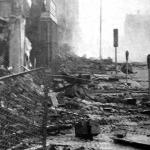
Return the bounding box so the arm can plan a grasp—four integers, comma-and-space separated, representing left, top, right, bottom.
78, 0, 150, 62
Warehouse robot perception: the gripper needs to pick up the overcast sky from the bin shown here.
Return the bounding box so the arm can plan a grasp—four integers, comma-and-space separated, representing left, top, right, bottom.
78, 0, 150, 62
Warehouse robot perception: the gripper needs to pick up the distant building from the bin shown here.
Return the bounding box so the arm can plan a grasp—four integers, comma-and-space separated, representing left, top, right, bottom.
55, 0, 79, 47
124, 13, 150, 57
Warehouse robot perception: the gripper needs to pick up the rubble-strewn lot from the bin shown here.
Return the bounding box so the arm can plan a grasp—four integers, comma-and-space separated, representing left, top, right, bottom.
0, 57, 149, 150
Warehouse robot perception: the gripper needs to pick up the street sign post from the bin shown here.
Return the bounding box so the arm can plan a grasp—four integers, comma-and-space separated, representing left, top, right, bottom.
126, 51, 129, 84
113, 29, 118, 74
113, 29, 118, 47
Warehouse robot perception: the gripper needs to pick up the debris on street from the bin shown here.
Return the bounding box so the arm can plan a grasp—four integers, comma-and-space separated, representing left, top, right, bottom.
0, 0, 149, 150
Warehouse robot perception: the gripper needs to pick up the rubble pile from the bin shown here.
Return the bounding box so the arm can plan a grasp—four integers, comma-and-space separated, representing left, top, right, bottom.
0, 60, 149, 149
55, 54, 114, 75
0, 70, 90, 149
0, 72, 44, 149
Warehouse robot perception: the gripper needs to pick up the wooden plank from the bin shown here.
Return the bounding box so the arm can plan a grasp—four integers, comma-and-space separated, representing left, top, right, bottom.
0, 67, 46, 81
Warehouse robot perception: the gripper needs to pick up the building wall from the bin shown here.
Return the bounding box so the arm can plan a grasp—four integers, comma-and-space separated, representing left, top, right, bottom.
27, 0, 58, 67
0, 0, 31, 72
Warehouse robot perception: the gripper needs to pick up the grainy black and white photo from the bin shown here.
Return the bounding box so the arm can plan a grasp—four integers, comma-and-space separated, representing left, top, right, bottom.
0, 0, 150, 149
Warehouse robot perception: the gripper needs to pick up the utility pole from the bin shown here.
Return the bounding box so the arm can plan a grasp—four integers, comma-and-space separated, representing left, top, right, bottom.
100, 0, 102, 60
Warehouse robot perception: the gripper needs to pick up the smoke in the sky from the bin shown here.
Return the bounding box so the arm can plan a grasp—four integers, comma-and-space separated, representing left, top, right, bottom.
78, 0, 150, 62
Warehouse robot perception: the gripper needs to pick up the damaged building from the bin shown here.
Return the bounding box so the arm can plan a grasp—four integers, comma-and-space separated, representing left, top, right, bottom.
26, 0, 58, 68
0, 1, 150, 150
0, 0, 79, 73
0, 0, 32, 73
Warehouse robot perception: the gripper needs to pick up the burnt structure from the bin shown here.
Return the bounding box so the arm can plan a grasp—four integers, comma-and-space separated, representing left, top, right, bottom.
27, 0, 79, 67
0, 0, 31, 72
26, 0, 58, 67
0, 0, 79, 71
